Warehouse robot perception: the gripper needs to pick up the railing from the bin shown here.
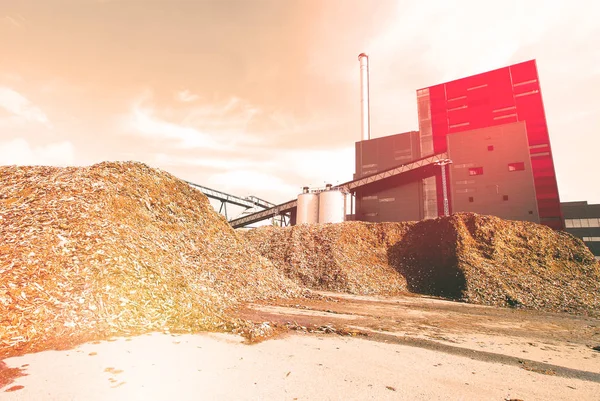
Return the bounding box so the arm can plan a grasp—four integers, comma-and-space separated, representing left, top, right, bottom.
185, 181, 274, 210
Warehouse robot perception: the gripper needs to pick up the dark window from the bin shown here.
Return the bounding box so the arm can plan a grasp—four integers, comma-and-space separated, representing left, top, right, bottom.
468, 196, 474, 203
468, 167, 484, 176
487, 145, 494, 151
503, 195, 509, 201
528, 210, 533, 214
508, 162, 525, 172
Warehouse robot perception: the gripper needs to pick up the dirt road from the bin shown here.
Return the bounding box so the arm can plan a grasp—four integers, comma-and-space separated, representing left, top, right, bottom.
241, 291, 600, 379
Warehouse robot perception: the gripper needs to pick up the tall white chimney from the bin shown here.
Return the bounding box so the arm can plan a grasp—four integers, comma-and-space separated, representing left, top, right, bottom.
358, 53, 370, 141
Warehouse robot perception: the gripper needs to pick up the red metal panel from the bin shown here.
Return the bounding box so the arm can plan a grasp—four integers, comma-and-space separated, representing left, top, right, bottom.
418, 60, 562, 228
509, 60, 538, 83
447, 107, 470, 126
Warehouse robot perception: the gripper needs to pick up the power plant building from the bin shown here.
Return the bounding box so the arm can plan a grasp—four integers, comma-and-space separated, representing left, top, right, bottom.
416, 60, 562, 229
232, 58, 596, 257
354, 60, 561, 229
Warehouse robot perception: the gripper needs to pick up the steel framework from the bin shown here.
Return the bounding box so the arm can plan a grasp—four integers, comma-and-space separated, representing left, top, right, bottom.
185, 181, 275, 220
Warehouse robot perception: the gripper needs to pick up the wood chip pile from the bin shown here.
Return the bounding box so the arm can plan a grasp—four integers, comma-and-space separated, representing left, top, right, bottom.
389, 213, 600, 313
243, 221, 411, 295
0, 162, 300, 356
246, 214, 600, 314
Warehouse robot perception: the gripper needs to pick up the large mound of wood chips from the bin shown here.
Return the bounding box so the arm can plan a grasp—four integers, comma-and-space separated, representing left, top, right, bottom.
2, 161, 599, 357
246, 214, 600, 314
0, 162, 300, 356
243, 222, 411, 295
389, 213, 600, 313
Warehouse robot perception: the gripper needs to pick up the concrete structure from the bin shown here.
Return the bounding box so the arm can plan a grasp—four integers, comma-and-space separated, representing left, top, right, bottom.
561, 201, 600, 261
447, 121, 540, 224
417, 60, 562, 229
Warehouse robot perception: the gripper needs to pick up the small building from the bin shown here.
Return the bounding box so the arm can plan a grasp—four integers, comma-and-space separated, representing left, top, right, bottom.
561, 201, 600, 261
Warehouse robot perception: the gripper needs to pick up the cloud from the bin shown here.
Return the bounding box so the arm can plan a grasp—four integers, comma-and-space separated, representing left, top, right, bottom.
179, 96, 261, 138
197, 146, 354, 204
153, 145, 354, 187
153, 152, 252, 171
130, 104, 224, 149
0, 138, 74, 166
0, 87, 51, 127
152, 142, 354, 203
176, 90, 199, 103
364, 0, 569, 85
2, 14, 25, 28
269, 146, 355, 186
208, 170, 299, 197
3, 16, 21, 28
126, 91, 263, 150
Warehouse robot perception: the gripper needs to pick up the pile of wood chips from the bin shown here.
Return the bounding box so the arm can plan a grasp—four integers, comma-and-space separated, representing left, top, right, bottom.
389, 213, 600, 313
2, 160, 598, 356
0, 162, 301, 356
246, 214, 600, 315
243, 222, 411, 295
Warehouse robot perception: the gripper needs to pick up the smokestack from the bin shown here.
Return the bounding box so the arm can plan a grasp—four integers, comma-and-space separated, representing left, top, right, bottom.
358, 53, 370, 141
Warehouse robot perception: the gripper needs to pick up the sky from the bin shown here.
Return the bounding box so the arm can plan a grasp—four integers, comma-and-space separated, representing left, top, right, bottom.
1, 0, 599, 218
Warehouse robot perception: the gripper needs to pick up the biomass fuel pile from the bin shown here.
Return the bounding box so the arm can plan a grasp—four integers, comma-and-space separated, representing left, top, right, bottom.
0, 162, 300, 356
389, 214, 600, 312
243, 222, 411, 295
245, 214, 600, 314
2, 161, 599, 358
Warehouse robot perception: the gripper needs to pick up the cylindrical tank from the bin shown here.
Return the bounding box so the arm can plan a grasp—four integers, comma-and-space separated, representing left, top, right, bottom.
296, 187, 319, 224
318, 185, 346, 224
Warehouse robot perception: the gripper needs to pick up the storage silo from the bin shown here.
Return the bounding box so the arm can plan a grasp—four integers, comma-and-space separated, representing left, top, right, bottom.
318, 184, 346, 224
296, 187, 319, 224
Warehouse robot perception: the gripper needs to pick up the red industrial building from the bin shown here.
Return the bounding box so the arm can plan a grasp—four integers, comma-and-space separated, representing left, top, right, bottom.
231, 59, 594, 253
416, 60, 562, 229
353, 59, 562, 229
232, 59, 563, 232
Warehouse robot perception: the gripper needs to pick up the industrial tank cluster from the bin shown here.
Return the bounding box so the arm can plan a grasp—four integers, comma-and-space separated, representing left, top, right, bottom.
297, 184, 346, 224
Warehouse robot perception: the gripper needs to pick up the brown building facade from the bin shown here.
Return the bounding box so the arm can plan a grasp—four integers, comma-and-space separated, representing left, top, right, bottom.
354, 131, 423, 222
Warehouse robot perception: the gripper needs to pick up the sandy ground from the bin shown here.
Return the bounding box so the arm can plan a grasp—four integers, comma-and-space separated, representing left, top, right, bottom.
2, 291, 600, 400
1, 332, 599, 401
241, 291, 600, 375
